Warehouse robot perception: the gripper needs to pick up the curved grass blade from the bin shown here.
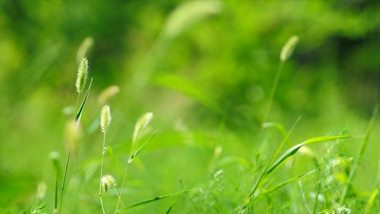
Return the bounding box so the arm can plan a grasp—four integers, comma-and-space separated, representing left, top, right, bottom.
128, 130, 158, 164
246, 118, 301, 200
75, 77, 93, 121
266, 135, 350, 175
262, 122, 290, 144
166, 190, 185, 214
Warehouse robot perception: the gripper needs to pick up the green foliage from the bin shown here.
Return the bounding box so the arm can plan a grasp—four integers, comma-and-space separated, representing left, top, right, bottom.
0, 1, 379, 213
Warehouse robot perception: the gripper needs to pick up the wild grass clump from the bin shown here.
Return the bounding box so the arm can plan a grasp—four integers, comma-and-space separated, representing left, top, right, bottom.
29, 9, 377, 213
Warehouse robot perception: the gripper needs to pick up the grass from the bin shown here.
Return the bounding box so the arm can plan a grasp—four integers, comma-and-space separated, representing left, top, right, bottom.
2, 2, 379, 214
19, 35, 377, 214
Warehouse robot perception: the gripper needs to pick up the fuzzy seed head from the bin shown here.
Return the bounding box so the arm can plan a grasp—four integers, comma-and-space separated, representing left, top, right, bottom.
100, 105, 111, 133
37, 182, 47, 200
280, 35, 299, 62
76, 58, 89, 93
97, 85, 120, 105
132, 112, 153, 144
64, 119, 82, 153
101, 174, 116, 193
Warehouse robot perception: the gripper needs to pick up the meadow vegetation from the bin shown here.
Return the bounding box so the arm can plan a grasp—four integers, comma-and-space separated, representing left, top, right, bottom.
0, 1, 379, 213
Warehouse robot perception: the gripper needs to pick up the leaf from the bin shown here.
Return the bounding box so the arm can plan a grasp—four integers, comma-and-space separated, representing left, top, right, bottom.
75, 77, 93, 121
266, 135, 350, 175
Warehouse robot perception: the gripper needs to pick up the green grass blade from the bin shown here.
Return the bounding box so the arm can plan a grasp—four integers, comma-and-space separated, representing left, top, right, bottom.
246, 118, 300, 201
266, 135, 350, 175
266, 143, 304, 175
128, 130, 158, 164
245, 170, 315, 208
106, 147, 120, 172
364, 187, 379, 214
118, 191, 183, 213
166, 190, 185, 214
59, 151, 71, 213
75, 77, 93, 121
340, 105, 379, 205
303, 135, 350, 146
262, 122, 292, 146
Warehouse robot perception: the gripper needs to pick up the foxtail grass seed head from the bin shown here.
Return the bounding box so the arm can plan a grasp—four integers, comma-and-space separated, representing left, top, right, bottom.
132, 112, 153, 144
64, 119, 82, 153
100, 105, 111, 133
37, 182, 47, 200
97, 85, 120, 105
280, 35, 299, 62
76, 37, 94, 63
101, 174, 116, 193
76, 58, 88, 93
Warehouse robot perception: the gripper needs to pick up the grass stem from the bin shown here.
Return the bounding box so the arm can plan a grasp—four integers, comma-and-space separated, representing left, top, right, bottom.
59, 150, 70, 214
115, 163, 131, 214
99, 132, 106, 214
263, 61, 285, 123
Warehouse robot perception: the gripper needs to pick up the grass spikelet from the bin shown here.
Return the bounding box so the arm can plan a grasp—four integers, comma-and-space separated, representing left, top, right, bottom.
100, 105, 112, 133
101, 175, 116, 193
97, 85, 120, 105
263, 36, 299, 122
76, 37, 94, 63
132, 112, 153, 145
76, 58, 88, 94
115, 113, 155, 214
163, 0, 222, 39
99, 105, 112, 214
36, 182, 47, 200
280, 35, 299, 62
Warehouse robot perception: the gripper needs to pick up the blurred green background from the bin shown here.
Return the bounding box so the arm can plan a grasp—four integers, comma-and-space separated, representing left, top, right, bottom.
0, 0, 379, 213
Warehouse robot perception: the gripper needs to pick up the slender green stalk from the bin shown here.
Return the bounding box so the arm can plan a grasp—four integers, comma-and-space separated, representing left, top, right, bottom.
113, 187, 125, 210
298, 181, 312, 214
59, 151, 70, 214
312, 166, 321, 214
54, 168, 59, 211
50, 152, 60, 213
115, 163, 131, 214
339, 105, 379, 205
119, 190, 186, 213
246, 117, 299, 200
99, 132, 106, 214
263, 61, 284, 123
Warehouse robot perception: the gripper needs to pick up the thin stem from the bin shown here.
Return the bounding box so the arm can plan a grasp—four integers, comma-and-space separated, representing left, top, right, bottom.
99, 132, 106, 214
312, 167, 321, 214
59, 150, 71, 214
298, 181, 312, 214
115, 163, 131, 214
263, 61, 285, 123
75, 93, 80, 114
54, 166, 59, 210
113, 187, 125, 209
